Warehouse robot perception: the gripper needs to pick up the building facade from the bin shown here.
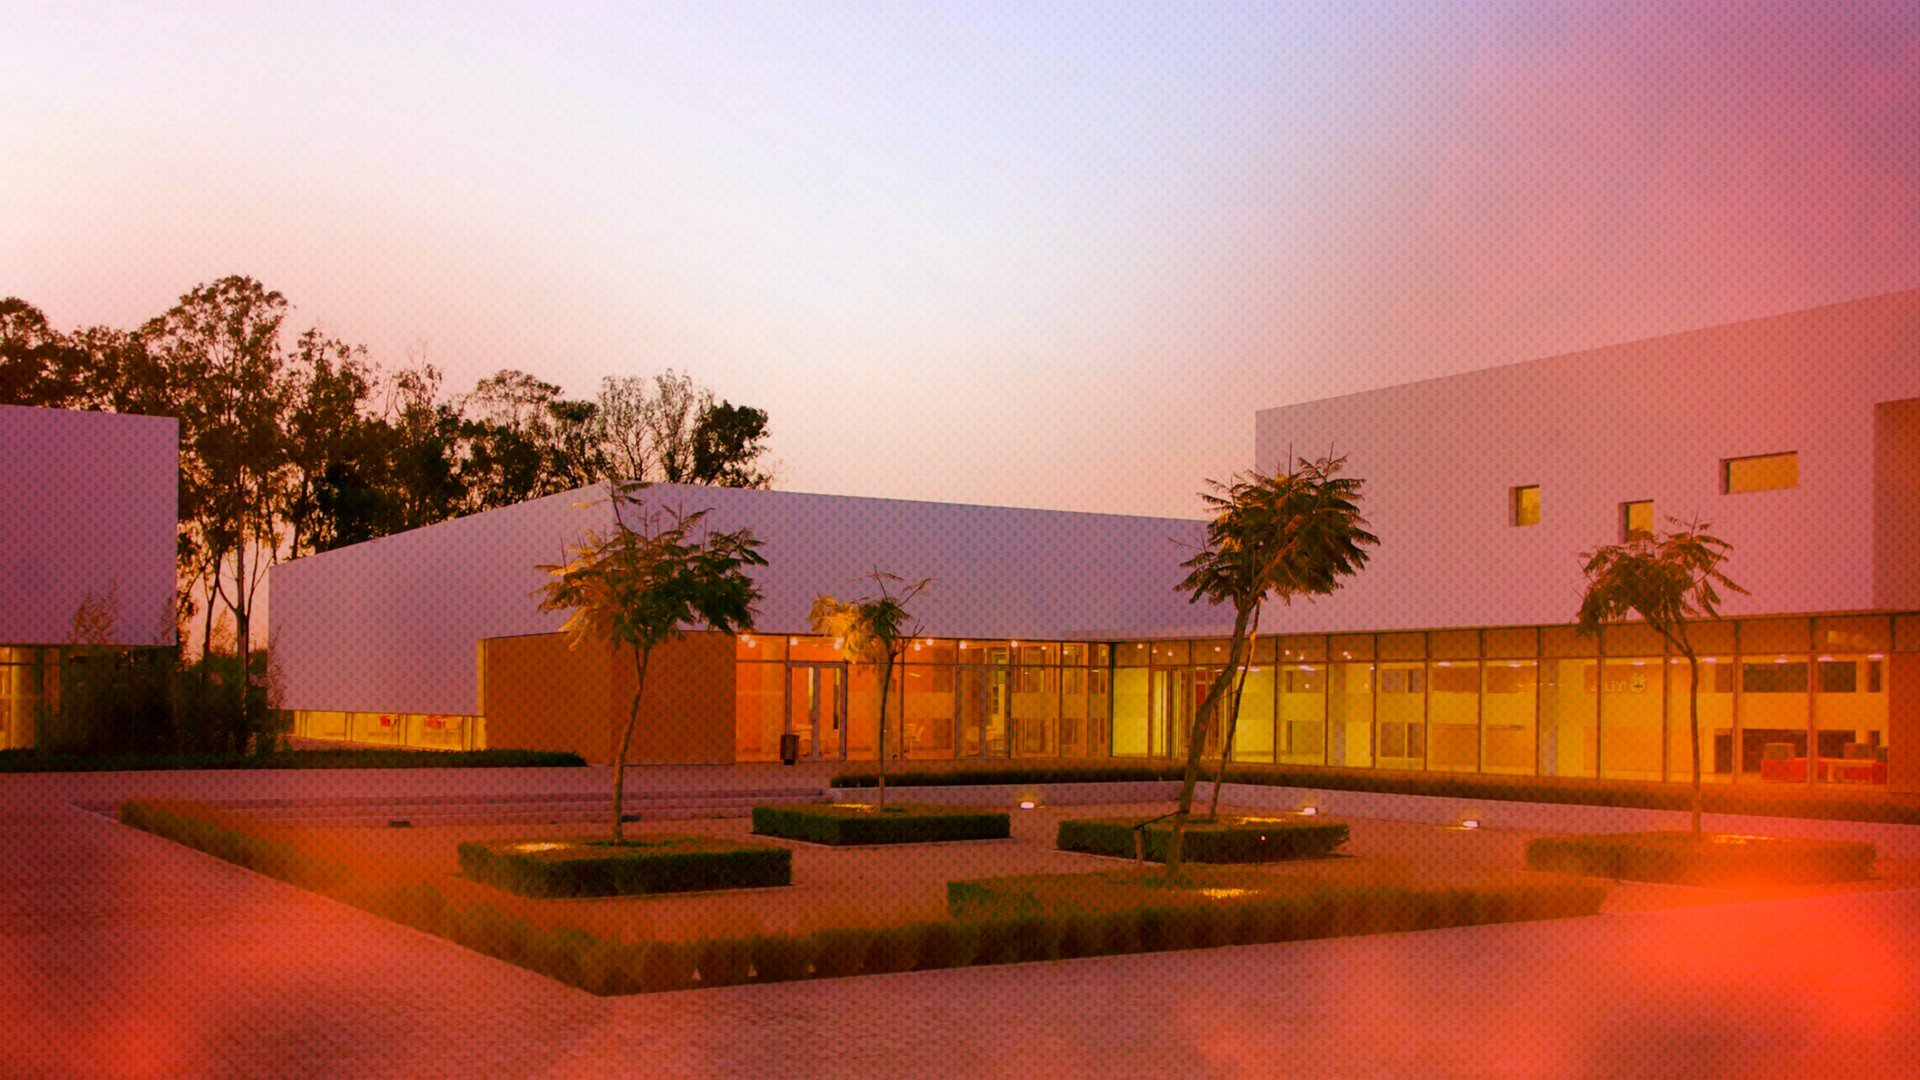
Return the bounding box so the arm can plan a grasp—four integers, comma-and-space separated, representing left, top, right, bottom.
274, 290, 1920, 791
0, 405, 179, 750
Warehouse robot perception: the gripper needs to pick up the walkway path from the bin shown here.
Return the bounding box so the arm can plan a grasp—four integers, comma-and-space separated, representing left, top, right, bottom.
3, 768, 1916, 1077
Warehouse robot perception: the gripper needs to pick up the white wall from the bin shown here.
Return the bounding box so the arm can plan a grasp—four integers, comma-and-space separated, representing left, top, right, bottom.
270, 484, 1226, 715
0, 405, 179, 646
1253, 289, 1920, 634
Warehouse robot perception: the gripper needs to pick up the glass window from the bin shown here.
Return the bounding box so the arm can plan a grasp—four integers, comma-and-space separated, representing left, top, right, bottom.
902, 659, 956, 760
907, 639, 956, 665
1376, 662, 1425, 769
1329, 634, 1374, 662
1599, 660, 1664, 780
735, 634, 786, 661
1512, 484, 1541, 526
1061, 643, 1086, 666
1111, 667, 1150, 756
1430, 630, 1479, 660
1150, 641, 1191, 666
1540, 659, 1597, 777
1622, 500, 1655, 540
1428, 661, 1480, 772
1328, 662, 1373, 767
1279, 635, 1326, 662
1542, 625, 1596, 658
1666, 657, 1734, 783
1740, 618, 1811, 654
1248, 636, 1277, 664
1602, 623, 1666, 656
1483, 661, 1537, 775
1230, 666, 1276, 763
1816, 617, 1890, 653
1115, 642, 1151, 667
1485, 627, 1539, 659
1724, 452, 1797, 493
1897, 616, 1920, 654
1738, 656, 1809, 777
1278, 663, 1326, 765
1378, 633, 1425, 661
1814, 655, 1888, 785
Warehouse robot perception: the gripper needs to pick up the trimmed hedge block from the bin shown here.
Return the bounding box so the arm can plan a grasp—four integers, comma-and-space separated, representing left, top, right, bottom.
458, 835, 791, 898
1524, 831, 1875, 887
752, 802, 1011, 845
1057, 815, 1349, 863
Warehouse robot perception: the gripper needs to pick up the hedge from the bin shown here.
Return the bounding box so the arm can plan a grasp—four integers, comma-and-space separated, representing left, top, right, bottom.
1057, 816, 1349, 863
751, 803, 1011, 845
1524, 831, 1877, 887
830, 763, 1920, 826
4, 748, 584, 772
122, 798, 1602, 996
459, 836, 792, 898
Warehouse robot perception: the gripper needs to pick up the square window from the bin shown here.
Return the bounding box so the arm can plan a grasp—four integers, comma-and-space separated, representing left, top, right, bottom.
1725, 452, 1797, 493
1621, 500, 1654, 540
1511, 485, 1541, 526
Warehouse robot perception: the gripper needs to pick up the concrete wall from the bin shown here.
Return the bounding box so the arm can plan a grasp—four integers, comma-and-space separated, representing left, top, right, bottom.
608, 631, 735, 765
0, 405, 178, 646
1875, 398, 1920, 611
1254, 289, 1920, 633
272, 484, 1223, 716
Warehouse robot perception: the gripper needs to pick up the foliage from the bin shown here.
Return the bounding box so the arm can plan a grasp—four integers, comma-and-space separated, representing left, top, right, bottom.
1056, 816, 1350, 863
458, 835, 792, 897
535, 482, 764, 840
1169, 454, 1376, 874
751, 803, 1011, 845
809, 571, 932, 805
830, 762, 1920, 825
1525, 831, 1875, 887
122, 799, 1604, 996
1576, 516, 1744, 835
37, 642, 282, 757
0, 747, 583, 772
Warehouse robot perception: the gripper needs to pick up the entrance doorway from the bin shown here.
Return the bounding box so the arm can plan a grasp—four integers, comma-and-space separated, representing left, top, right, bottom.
786, 662, 847, 761
957, 665, 1009, 757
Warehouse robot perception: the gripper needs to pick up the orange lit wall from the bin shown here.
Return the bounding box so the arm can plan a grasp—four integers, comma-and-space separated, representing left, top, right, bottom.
481, 632, 735, 764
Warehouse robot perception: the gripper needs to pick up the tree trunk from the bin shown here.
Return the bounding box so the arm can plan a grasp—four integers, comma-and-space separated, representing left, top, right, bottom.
1208, 609, 1262, 822
612, 646, 651, 843
877, 656, 891, 810
1168, 604, 1252, 880
1686, 650, 1702, 837
234, 540, 250, 750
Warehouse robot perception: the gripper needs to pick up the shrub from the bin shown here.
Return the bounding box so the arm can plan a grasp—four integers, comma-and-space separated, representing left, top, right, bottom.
748, 935, 815, 982
832, 763, 1920, 827
4, 747, 585, 772
751, 803, 1010, 845
1056, 816, 1349, 863
1525, 831, 1876, 887
458, 835, 791, 898
693, 937, 755, 987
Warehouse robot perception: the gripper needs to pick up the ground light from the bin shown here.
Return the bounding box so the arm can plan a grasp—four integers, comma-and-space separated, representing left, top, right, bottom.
1455, 817, 1483, 830
1018, 800, 1037, 811
1296, 805, 1319, 816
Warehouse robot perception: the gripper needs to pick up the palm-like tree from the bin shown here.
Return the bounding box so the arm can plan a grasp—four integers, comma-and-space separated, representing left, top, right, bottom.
536, 481, 764, 842
810, 572, 933, 809
1576, 516, 1743, 836
1167, 454, 1376, 878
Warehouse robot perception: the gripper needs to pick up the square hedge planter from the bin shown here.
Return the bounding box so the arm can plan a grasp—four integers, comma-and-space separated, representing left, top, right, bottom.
1524, 831, 1875, 887
1057, 815, 1349, 863
458, 835, 792, 898
751, 802, 1011, 845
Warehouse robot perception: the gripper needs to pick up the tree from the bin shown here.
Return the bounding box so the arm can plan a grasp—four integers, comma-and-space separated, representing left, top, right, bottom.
535, 482, 765, 842
692, 400, 773, 487
138, 276, 296, 751
1167, 454, 1376, 878
1576, 516, 1743, 836
809, 572, 933, 808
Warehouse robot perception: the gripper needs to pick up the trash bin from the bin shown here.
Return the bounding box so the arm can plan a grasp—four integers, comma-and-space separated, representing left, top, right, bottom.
779, 732, 800, 766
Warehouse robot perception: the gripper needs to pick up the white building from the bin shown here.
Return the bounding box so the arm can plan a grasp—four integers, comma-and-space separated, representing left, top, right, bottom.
0, 405, 179, 749
271, 290, 1920, 790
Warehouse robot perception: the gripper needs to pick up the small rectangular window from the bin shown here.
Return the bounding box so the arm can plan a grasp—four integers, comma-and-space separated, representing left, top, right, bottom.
1725, 452, 1797, 493
1511, 485, 1540, 526
1621, 500, 1655, 540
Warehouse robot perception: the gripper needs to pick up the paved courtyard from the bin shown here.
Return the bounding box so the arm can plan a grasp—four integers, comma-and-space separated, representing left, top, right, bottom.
4, 766, 1919, 1078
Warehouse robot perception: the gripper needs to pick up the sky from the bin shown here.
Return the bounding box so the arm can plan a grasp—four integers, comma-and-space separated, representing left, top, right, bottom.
6, 2, 1920, 518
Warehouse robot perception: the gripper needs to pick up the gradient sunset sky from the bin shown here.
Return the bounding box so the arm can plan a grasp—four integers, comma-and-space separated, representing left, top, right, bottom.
6, 2, 1919, 517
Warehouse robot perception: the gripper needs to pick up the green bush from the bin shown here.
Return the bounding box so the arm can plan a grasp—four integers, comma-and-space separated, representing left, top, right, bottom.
831, 763, 1920, 826
458, 835, 791, 898
1525, 831, 1876, 886
4, 747, 584, 772
1056, 816, 1349, 863
751, 802, 1011, 845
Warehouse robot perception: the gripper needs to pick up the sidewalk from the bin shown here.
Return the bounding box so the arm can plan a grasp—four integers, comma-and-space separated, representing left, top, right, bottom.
3, 767, 1917, 1077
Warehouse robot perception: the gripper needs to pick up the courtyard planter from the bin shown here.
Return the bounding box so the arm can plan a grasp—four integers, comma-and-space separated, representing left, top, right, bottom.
458, 835, 792, 898
1057, 815, 1349, 863
751, 802, 1011, 845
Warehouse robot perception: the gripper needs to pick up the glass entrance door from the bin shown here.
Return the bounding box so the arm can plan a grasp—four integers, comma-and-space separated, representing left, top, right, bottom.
787, 663, 847, 761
